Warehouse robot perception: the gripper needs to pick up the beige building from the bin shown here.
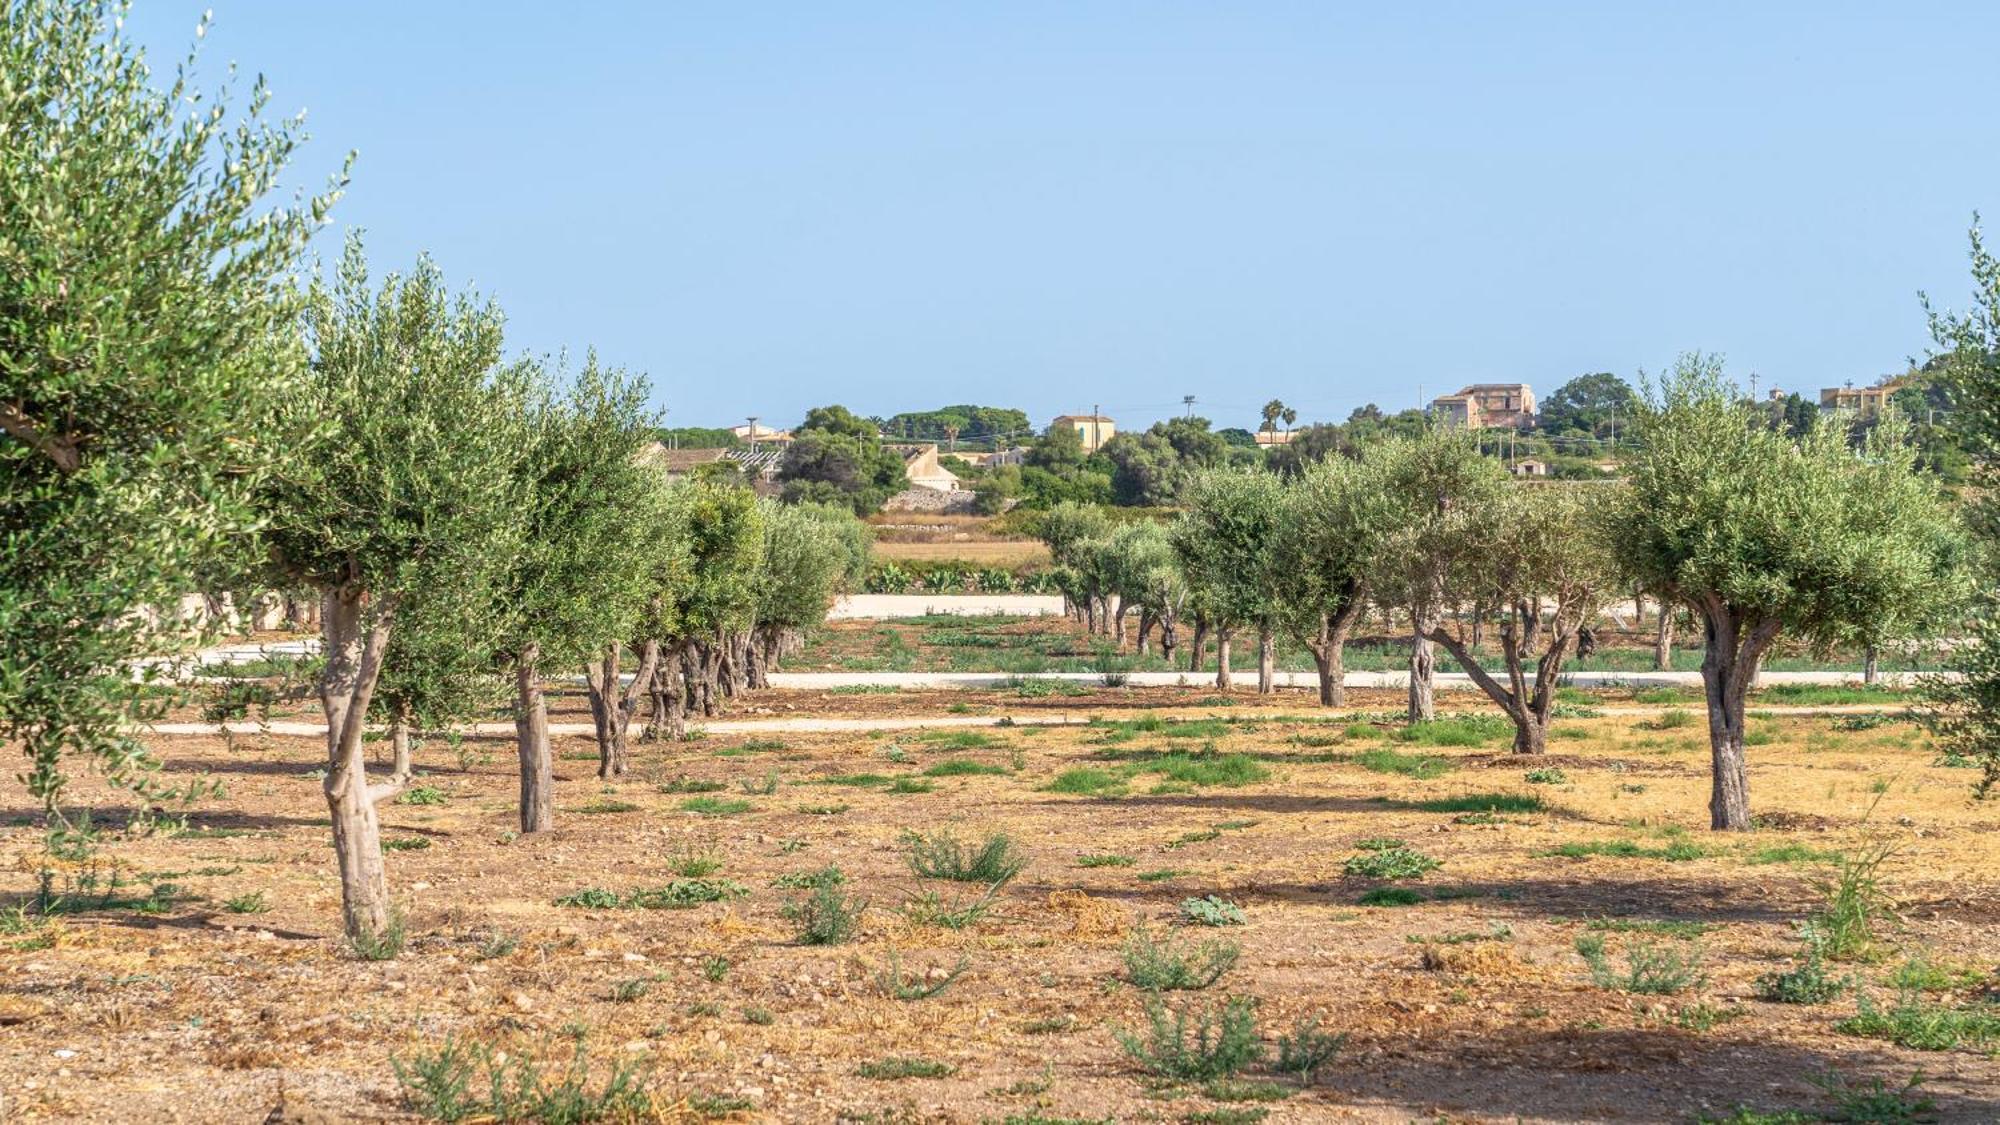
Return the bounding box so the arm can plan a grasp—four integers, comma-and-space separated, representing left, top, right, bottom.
729, 422, 793, 445
887, 443, 962, 492
1253, 429, 1297, 446
1052, 413, 1116, 452
1429, 384, 1537, 429
1819, 377, 1908, 418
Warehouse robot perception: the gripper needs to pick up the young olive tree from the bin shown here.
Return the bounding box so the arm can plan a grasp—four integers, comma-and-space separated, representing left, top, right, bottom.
1615, 354, 1965, 829
750, 502, 862, 684
262, 240, 526, 943
582, 474, 689, 778
1274, 456, 1387, 706
1036, 502, 1116, 631
1922, 218, 2000, 795
1428, 486, 1618, 754
1367, 429, 1511, 722
497, 358, 660, 832
646, 481, 764, 738
1, 3, 336, 816
1173, 470, 1287, 692
1102, 521, 1184, 660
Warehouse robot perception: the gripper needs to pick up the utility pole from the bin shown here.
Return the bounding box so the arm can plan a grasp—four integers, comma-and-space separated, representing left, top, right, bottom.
746, 415, 759, 454
1183, 395, 1196, 419
1092, 403, 1101, 452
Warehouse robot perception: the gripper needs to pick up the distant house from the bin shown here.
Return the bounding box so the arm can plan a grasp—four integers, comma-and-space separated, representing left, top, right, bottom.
1510, 458, 1550, 477
723, 447, 786, 484
1052, 413, 1116, 453
1429, 384, 1537, 429
1253, 429, 1297, 446
1819, 377, 1908, 418
887, 443, 961, 492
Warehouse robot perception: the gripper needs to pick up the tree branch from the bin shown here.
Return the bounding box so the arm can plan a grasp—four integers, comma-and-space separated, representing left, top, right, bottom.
0, 401, 81, 474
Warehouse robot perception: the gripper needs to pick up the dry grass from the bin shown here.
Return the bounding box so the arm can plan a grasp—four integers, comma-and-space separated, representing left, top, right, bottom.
3, 702, 1997, 1121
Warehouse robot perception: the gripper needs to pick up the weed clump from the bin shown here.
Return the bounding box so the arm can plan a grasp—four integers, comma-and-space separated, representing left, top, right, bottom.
783, 883, 867, 945
1180, 896, 1247, 927
905, 829, 1027, 885
1116, 994, 1262, 1081
1123, 924, 1239, 990
1342, 846, 1440, 880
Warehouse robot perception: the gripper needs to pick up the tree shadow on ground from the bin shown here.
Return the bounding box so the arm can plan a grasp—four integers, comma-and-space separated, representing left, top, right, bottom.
1311, 1025, 1999, 1123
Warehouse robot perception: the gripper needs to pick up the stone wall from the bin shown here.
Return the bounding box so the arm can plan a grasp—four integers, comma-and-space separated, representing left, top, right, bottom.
881, 488, 980, 514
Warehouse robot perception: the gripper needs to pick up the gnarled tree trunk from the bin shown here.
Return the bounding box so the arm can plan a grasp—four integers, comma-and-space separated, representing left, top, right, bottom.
389, 698, 414, 782
1863, 644, 1880, 685
514, 644, 554, 833
1408, 605, 1438, 723
319, 586, 401, 943
1698, 603, 1781, 831
1187, 617, 1208, 673
1302, 591, 1367, 707
1215, 628, 1234, 691
1655, 608, 1675, 671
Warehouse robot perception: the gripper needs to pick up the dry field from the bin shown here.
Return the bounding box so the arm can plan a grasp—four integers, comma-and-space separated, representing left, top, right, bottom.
3, 688, 1999, 1123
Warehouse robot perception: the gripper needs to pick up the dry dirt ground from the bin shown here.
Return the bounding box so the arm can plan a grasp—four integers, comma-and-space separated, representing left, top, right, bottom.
3, 689, 1999, 1123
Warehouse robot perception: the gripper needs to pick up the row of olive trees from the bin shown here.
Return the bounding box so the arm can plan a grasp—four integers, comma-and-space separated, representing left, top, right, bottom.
1052, 356, 1967, 831
1, 4, 867, 949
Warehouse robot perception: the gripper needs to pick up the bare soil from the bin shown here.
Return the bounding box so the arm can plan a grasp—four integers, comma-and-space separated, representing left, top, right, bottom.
5, 694, 1999, 1123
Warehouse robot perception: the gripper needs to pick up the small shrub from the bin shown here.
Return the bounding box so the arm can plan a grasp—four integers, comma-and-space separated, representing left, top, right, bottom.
610, 977, 651, 1003
1837, 990, 2000, 1051
1404, 793, 1544, 814
1274, 1015, 1345, 1084
554, 887, 623, 910
1523, 767, 1568, 785
700, 955, 730, 982
1810, 1069, 1936, 1123
855, 1056, 956, 1080
1646, 709, 1695, 730
680, 796, 752, 816
1123, 924, 1239, 990
1078, 853, 1135, 868
1179, 896, 1246, 927
1891, 952, 1985, 993
1342, 846, 1440, 880
741, 1005, 774, 1025
1351, 837, 1404, 852
393, 1035, 652, 1124
475, 932, 519, 961
1576, 934, 1705, 995
1116, 994, 1261, 1081
222, 891, 270, 914
905, 829, 1027, 885
577, 798, 640, 814
1755, 930, 1846, 1006
784, 883, 867, 945
1358, 887, 1424, 907
772, 865, 845, 891
888, 777, 935, 794
1137, 869, 1188, 883
622, 879, 748, 910
381, 836, 431, 852
901, 884, 1003, 930
397, 786, 446, 806
666, 839, 724, 877
736, 770, 779, 796
659, 777, 727, 794
1813, 843, 1895, 960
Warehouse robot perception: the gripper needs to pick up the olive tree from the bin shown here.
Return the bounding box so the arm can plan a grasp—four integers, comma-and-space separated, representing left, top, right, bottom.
1173, 470, 1287, 692
1921, 218, 2000, 795
1, 2, 335, 815
750, 502, 864, 684
1102, 521, 1184, 660
496, 358, 661, 832
1367, 429, 1510, 722
262, 240, 526, 944
1615, 354, 1965, 829
1428, 486, 1618, 754
582, 474, 689, 778
1274, 456, 1388, 706
645, 482, 764, 739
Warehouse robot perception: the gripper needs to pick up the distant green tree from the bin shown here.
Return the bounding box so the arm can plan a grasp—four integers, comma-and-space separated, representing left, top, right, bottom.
779, 404, 906, 514
1216, 427, 1260, 448
1103, 417, 1230, 506
882, 405, 1031, 447
1538, 372, 1636, 437
751, 502, 869, 680
1274, 456, 1390, 705
1, 2, 337, 817
1264, 423, 1355, 477
1615, 354, 1965, 829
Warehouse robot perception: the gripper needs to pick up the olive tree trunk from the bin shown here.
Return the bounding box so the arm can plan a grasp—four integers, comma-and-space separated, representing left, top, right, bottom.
1214, 628, 1234, 691
1301, 592, 1367, 707
1863, 645, 1880, 685
514, 644, 554, 833
1255, 625, 1275, 695
319, 587, 401, 943
1408, 604, 1439, 723
388, 697, 414, 782
1187, 617, 1208, 673
1698, 603, 1782, 831
1654, 608, 1675, 671
585, 639, 660, 778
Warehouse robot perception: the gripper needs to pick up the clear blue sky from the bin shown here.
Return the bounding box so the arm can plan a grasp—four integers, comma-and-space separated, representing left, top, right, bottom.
126, 2, 1999, 433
